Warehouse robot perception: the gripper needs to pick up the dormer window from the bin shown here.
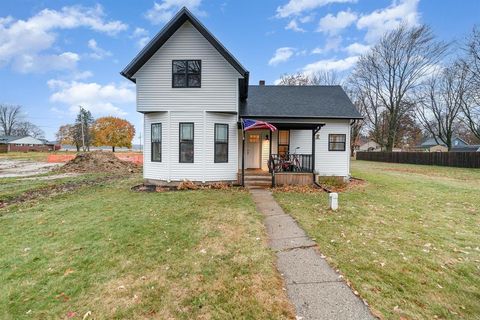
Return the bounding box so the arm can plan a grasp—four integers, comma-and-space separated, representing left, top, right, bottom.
172, 60, 201, 88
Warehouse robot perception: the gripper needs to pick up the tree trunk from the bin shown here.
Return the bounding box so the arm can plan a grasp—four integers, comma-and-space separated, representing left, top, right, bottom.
386, 128, 396, 152
112, 146, 115, 152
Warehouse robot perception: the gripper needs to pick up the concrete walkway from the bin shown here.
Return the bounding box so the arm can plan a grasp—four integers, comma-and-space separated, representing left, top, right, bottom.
250, 189, 374, 320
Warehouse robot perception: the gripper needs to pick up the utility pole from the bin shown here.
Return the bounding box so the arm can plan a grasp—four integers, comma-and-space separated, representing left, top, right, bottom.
138, 133, 142, 152
80, 109, 85, 152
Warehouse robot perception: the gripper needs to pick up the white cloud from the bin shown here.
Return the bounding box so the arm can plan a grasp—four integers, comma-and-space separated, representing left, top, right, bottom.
276, 0, 356, 18
269, 47, 296, 66
311, 36, 342, 54
87, 39, 112, 60
130, 27, 151, 49
357, 0, 420, 43
317, 10, 357, 35
302, 56, 359, 75
145, 0, 205, 25
48, 80, 135, 116
132, 27, 148, 38
12, 52, 80, 73
344, 42, 370, 55
285, 19, 305, 32
0, 5, 127, 72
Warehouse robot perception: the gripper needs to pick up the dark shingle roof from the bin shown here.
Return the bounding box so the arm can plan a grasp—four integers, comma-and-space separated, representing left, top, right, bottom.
239, 85, 362, 119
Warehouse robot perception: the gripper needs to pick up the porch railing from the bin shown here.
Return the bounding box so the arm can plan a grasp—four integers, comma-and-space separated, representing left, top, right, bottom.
268, 153, 314, 173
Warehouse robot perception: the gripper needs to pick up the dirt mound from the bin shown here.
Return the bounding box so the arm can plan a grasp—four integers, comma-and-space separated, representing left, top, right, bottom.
59, 151, 141, 174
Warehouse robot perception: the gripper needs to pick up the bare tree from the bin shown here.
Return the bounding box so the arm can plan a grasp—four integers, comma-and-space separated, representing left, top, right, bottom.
348, 75, 388, 149
416, 63, 469, 150
350, 24, 449, 151
462, 26, 480, 140
0, 104, 22, 136
11, 121, 45, 139
278, 70, 340, 86
309, 70, 340, 85
344, 85, 367, 154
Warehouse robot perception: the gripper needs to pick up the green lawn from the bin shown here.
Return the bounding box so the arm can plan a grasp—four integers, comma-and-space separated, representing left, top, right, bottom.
275, 161, 480, 320
0, 176, 294, 319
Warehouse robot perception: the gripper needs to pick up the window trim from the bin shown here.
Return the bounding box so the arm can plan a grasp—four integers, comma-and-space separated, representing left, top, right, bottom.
172, 60, 202, 88
151, 123, 162, 162
277, 129, 290, 156
214, 123, 229, 163
328, 134, 346, 151
179, 122, 194, 163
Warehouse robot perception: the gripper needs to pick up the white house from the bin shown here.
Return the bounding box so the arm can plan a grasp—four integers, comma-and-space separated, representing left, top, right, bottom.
121, 8, 362, 187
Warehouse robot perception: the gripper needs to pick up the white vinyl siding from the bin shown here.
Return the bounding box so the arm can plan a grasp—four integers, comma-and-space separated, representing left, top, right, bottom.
315, 119, 351, 177
134, 21, 242, 113
144, 111, 238, 182
290, 130, 312, 154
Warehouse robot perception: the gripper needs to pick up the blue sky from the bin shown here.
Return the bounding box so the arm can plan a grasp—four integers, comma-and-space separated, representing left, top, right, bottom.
1, 0, 478, 141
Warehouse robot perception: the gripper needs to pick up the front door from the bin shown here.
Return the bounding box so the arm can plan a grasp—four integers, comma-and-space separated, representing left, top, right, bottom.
246, 133, 261, 168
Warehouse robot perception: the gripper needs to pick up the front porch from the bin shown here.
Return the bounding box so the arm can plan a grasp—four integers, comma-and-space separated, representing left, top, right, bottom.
238, 120, 323, 187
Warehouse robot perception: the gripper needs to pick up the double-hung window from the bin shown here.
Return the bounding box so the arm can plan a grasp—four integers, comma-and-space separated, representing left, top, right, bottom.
172, 60, 201, 88
328, 134, 346, 151
179, 123, 194, 163
278, 130, 290, 156
151, 123, 162, 162
214, 124, 228, 163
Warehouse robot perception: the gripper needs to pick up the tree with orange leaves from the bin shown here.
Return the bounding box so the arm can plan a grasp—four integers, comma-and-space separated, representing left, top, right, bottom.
91, 117, 135, 152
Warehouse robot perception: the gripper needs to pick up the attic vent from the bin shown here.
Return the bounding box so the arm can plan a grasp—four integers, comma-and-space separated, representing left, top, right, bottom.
259, 80, 265, 86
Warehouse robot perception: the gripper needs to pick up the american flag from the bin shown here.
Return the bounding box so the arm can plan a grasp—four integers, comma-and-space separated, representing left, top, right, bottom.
242, 119, 277, 131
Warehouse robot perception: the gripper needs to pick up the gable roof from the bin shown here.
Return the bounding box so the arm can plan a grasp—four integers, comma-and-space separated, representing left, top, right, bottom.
120, 7, 249, 84
0, 135, 45, 145
0, 135, 26, 143
239, 85, 362, 119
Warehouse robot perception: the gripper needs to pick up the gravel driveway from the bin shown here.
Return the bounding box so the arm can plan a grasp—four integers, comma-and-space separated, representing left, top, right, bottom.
0, 159, 62, 178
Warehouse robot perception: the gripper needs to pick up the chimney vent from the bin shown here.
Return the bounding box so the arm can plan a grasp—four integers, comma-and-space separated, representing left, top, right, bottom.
259, 80, 265, 86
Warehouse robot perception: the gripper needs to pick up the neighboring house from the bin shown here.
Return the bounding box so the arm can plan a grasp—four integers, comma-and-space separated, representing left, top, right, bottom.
121, 8, 361, 186
414, 137, 468, 152
0, 135, 60, 152
358, 140, 382, 152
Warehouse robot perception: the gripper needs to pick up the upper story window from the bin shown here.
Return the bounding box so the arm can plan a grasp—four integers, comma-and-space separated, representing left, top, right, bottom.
172, 60, 201, 88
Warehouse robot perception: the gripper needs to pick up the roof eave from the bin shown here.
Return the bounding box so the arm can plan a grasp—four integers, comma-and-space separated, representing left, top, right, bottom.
120, 7, 248, 82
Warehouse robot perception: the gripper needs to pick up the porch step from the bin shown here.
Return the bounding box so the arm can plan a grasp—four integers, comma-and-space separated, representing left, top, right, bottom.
244, 175, 272, 182
244, 176, 272, 188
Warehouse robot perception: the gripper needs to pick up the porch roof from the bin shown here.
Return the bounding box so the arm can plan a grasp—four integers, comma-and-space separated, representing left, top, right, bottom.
239, 85, 362, 119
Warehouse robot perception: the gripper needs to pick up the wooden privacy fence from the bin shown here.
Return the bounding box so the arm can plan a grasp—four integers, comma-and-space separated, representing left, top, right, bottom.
356, 152, 480, 168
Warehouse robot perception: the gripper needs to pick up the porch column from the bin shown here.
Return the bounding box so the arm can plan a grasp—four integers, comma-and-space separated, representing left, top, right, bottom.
312, 124, 323, 183
312, 128, 315, 183
241, 129, 245, 187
